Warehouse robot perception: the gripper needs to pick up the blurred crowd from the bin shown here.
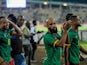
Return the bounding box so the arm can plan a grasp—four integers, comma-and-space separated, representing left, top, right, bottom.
0, 14, 43, 65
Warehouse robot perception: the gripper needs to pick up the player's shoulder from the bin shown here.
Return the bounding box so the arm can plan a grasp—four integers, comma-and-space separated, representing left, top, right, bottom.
44, 32, 51, 38
68, 28, 73, 32
68, 28, 74, 37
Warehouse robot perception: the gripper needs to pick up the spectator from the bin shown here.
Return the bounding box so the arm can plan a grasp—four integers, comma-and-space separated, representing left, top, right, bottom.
30, 20, 38, 62
8, 14, 27, 65
21, 20, 32, 65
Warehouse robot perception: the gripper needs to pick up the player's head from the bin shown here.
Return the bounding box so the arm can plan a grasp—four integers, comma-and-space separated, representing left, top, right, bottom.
46, 18, 57, 33
0, 16, 10, 30
70, 15, 81, 28
64, 13, 73, 29
66, 13, 73, 21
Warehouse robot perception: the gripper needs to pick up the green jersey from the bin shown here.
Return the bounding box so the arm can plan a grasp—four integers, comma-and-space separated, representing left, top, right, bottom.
0, 29, 11, 62
43, 32, 61, 65
68, 28, 80, 64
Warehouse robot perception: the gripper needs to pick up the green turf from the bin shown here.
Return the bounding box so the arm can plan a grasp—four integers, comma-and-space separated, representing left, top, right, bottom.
79, 26, 87, 31
36, 25, 87, 32
36, 25, 62, 32
79, 41, 87, 50
36, 26, 48, 32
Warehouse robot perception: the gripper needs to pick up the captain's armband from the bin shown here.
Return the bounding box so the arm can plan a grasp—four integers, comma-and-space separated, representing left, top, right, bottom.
53, 40, 59, 47
64, 44, 71, 47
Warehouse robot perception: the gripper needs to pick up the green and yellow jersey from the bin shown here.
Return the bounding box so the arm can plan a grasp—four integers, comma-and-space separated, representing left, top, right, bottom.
43, 32, 61, 65
0, 29, 11, 62
68, 28, 80, 64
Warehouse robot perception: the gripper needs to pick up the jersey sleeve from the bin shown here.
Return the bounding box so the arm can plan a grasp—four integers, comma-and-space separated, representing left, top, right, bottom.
44, 34, 59, 47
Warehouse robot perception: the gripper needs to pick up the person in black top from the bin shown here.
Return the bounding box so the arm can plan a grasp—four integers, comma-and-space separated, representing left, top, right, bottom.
8, 14, 27, 65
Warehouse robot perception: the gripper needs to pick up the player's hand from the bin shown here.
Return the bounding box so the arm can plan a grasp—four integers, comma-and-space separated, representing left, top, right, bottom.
67, 20, 71, 28
63, 22, 70, 31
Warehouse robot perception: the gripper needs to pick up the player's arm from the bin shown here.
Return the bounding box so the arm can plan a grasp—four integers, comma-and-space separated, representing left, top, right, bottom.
65, 46, 69, 65
54, 31, 67, 47
8, 19, 22, 36
65, 35, 71, 65
53, 22, 69, 47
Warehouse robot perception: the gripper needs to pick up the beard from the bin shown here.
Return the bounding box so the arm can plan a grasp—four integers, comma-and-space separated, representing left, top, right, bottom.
2, 25, 9, 31
76, 24, 81, 28
49, 27, 57, 33
77, 24, 81, 27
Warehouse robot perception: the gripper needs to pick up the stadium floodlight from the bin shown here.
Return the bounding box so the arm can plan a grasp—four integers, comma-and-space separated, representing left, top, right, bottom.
63, 3, 68, 6
6, 0, 26, 8
43, 2, 48, 5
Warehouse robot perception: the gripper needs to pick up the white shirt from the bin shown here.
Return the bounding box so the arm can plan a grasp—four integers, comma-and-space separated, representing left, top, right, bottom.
30, 26, 38, 42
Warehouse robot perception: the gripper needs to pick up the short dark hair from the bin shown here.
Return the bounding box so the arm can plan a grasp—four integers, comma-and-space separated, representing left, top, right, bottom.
8, 14, 14, 17
66, 13, 73, 21
69, 15, 77, 21
0, 16, 5, 19
32, 20, 36, 25
8, 14, 17, 24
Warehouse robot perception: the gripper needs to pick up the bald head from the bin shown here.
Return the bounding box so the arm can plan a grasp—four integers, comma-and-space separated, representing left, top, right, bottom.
46, 18, 55, 26
46, 18, 54, 23
46, 18, 57, 33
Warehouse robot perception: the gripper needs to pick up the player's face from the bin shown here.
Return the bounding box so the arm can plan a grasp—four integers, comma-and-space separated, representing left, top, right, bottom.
47, 18, 57, 33
73, 17, 81, 27
0, 18, 9, 30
